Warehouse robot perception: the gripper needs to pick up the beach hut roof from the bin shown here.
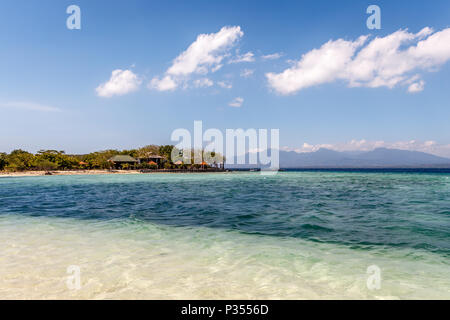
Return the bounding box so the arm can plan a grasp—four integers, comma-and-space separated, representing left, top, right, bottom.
148, 161, 157, 165
108, 155, 138, 163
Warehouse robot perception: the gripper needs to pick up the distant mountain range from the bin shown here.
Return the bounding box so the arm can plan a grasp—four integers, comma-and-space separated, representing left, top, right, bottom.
226, 148, 450, 168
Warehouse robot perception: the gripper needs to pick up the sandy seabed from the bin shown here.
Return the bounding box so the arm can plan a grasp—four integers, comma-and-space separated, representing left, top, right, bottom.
1, 215, 449, 300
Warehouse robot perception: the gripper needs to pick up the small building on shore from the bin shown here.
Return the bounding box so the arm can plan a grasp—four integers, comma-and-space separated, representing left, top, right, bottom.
138, 154, 164, 168
108, 155, 139, 169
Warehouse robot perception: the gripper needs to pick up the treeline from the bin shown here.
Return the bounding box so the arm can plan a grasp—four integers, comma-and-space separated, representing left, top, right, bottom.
0, 145, 177, 172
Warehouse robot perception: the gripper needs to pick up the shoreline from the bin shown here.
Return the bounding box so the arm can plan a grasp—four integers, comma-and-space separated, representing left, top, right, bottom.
0, 170, 141, 177
0, 169, 228, 178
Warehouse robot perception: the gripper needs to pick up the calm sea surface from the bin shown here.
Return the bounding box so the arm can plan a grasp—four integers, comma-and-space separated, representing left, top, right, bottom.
0, 171, 449, 299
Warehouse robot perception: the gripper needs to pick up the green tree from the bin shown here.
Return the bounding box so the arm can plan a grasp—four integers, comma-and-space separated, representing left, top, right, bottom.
36, 150, 78, 170
34, 158, 58, 171
120, 149, 139, 158
163, 162, 172, 169
137, 145, 160, 158
0, 153, 8, 171
81, 150, 118, 169
159, 145, 174, 161
5, 150, 36, 171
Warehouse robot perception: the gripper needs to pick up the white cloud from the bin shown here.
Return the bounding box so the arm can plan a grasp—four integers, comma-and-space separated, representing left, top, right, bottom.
262, 53, 283, 60
96, 69, 141, 97
408, 80, 425, 93
150, 26, 243, 91
266, 36, 368, 94
0, 101, 61, 112
194, 78, 214, 88
149, 75, 177, 91
267, 27, 450, 94
229, 51, 255, 63
240, 69, 254, 78
282, 139, 450, 158
168, 26, 243, 76
229, 97, 244, 107
218, 81, 232, 89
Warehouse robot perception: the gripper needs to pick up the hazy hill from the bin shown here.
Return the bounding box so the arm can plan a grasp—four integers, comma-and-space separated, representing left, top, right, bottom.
226, 148, 450, 168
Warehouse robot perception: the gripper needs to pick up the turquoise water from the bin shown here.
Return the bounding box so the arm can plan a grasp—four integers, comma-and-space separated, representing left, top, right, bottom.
0, 172, 449, 299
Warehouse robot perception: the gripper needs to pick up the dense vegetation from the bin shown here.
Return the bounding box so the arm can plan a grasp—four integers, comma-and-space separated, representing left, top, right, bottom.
0, 145, 221, 172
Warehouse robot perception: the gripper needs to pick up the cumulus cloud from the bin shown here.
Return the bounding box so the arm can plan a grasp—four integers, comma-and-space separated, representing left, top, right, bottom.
149, 75, 177, 91
266, 35, 368, 94
150, 26, 243, 91
267, 27, 450, 94
281, 139, 450, 158
0, 101, 61, 112
96, 69, 141, 97
408, 80, 425, 93
229, 51, 255, 63
229, 97, 244, 107
240, 69, 254, 78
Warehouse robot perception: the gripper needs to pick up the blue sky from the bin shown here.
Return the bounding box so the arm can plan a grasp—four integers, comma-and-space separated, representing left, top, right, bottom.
1, 0, 450, 156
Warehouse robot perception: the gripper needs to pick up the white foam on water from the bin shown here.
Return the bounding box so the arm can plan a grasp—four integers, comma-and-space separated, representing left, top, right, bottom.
0, 214, 449, 299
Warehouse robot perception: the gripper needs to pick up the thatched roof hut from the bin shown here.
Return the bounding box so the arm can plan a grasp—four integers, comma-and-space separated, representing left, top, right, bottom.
108, 155, 139, 163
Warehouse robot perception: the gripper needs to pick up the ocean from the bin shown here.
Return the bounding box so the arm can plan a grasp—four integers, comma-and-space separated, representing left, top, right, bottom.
0, 171, 449, 299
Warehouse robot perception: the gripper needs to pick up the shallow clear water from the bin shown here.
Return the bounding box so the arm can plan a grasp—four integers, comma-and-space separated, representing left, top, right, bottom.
0, 172, 449, 299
